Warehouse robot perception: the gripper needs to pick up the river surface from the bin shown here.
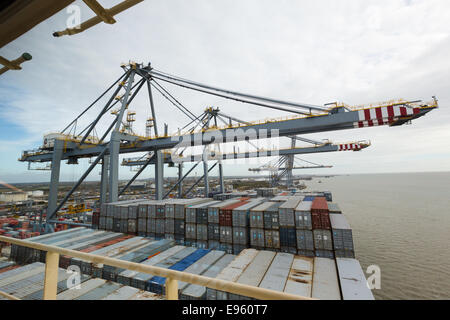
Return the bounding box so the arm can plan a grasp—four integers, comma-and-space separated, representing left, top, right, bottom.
304, 172, 450, 300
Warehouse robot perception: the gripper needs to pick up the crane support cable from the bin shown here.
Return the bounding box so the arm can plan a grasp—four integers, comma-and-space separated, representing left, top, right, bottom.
149, 74, 310, 115
150, 82, 196, 121
150, 69, 327, 112
61, 71, 128, 133
151, 79, 198, 120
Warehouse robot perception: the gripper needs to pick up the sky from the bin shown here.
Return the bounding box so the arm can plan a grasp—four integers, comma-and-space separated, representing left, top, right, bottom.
0, 0, 450, 183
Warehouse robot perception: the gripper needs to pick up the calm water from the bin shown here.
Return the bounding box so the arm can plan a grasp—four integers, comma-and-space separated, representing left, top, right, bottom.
304, 172, 450, 300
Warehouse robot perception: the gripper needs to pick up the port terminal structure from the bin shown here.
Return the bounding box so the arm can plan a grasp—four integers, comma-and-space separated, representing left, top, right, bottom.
18, 62, 438, 232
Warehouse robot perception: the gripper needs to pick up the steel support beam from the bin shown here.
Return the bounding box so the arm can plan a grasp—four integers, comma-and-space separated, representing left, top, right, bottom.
155, 150, 164, 200
178, 163, 183, 198
45, 139, 64, 232
218, 162, 225, 194
109, 70, 135, 202
47, 147, 108, 222
100, 155, 109, 206
203, 159, 209, 197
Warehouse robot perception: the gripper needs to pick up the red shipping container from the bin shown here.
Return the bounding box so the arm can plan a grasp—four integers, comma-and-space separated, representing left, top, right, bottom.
311, 212, 331, 230
219, 201, 249, 226
311, 197, 329, 214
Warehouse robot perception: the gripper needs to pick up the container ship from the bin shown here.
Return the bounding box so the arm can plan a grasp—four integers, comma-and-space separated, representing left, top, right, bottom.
0, 189, 374, 300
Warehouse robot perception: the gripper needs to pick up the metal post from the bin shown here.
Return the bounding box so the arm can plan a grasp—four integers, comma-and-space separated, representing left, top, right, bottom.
218, 161, 225, 193
45, 139, 64, 232
155, 150, 164, 200
166, 278, 178, 300
109, 70, 135, 202
43, 251, 59, 300
178, 163, 183, 198
203, 159, 209, 197
100, 156, 109, 205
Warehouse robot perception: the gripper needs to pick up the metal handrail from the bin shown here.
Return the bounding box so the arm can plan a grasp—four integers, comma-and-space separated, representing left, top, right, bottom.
0, 236, 316, 301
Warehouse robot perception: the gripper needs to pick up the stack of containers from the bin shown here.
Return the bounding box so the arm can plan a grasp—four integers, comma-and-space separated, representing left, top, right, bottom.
330, 214, 355, 258
219, 201, 249, 253
207, 199, 241, 250
279, 196, 303, 254
137, 200, 154, 237
174, 198, 209, 245
263, 202, 282, 251
146, 201, 158, 238
196, 201, 217, 249
164, 199, 179, 241
249, 202, 274, 250
256, 188, 277, 197
232, 199, 266, 254
311, 197, 333, 259
294, 200, 314, 257
185, 201, 218, 247
155, 201, 168, 239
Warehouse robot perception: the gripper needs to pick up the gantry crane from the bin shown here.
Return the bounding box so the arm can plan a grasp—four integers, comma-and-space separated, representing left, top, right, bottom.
17, 62, 438, 232
0, 0, 143, 75
248, 136, 370, 187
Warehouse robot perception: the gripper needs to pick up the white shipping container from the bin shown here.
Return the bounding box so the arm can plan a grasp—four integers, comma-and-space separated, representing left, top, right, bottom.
311, 257, 341, 300
336, 258, 374, 300
284, 256, 313, 298
258, 253, 294, 292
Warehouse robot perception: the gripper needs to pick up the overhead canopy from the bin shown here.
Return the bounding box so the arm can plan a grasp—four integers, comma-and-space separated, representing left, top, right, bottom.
0, 0, 75, 48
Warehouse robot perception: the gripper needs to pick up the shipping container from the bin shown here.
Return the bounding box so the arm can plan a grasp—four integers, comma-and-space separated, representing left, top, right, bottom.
313, 229, 333, 251
336, 258, 374, 300
219, 226, 233, 244
207, 249, 258, 300
174, 219, 185, 235
295, 201, 313, 230
249, 228, 265, 248
250, 202, 275, 229
174, 198, 212, 220
196, 224, 208, 241
208, 199, 242, 224
127, 246, 186, 289
144, 247, 197, 292
232, 199, 266, 227
279, 227, 297, 248
165, 218, 174, 234
258, 252, 294, 292
279, 197, 302, 227
186, 201, 219, 224
147, 249, 211, 294
185, 223, 196, 240
296, 229, 314, 251
229, 250, 276, 300
283, 256, 313, 298
263, 202, 281, 230
177, 250, 226, 293
180, 254, 235, 300
264, 230, 280, 249
219, 201, 249, 227
311, 257, 341, 300
327, 202, 342, 214
330, 213, 354, 253
155, 219, 165, 235
232, 227, 248, 245
207, 223, 220, 241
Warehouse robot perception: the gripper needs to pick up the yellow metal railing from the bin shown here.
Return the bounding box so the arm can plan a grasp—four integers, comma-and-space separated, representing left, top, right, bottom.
0, 236, 315, 301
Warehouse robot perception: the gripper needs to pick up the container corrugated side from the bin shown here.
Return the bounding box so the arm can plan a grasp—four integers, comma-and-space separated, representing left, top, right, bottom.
336, 258, 374, 300
207, 249, 258, 300
311, 257, 341, 300
258, 252, 294, 292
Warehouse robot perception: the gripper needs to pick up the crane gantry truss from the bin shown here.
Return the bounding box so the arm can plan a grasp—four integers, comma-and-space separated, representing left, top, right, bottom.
17, 62, 438, 231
